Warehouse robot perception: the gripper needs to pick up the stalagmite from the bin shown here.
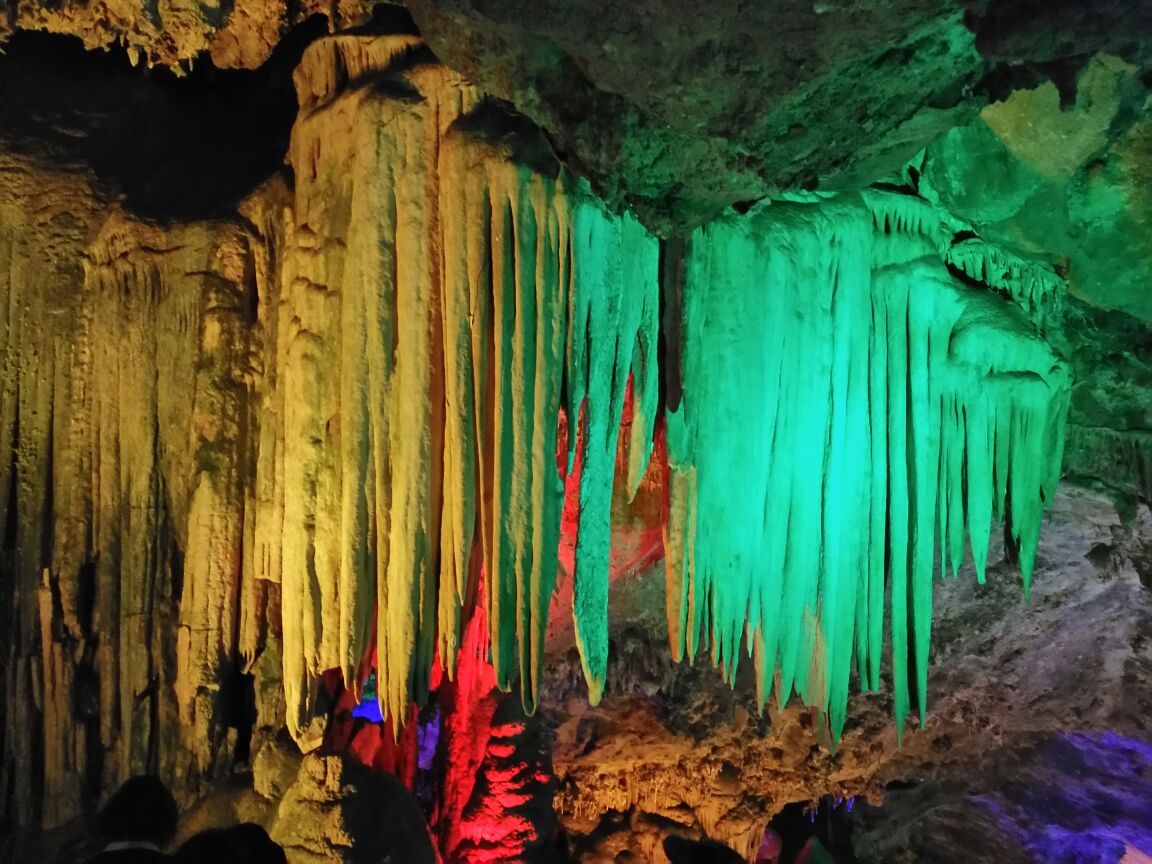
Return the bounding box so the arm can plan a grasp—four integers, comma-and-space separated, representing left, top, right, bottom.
666, 192, 1070, 740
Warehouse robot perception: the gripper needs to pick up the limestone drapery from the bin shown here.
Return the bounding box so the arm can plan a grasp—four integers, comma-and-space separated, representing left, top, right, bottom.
665, 194, 1069, 740
0, 30, 1072, 832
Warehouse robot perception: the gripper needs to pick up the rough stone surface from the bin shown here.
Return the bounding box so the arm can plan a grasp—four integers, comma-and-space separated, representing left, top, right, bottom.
406, 0, 984, 231
270, 753, 437, 863
404, 0, 1152, 232
0, 0, 368, 69
851, 731, 1152, 863
253, 737, 304, 802
920, 55, 1152, 321
913, 51, 1152, 527
1, 5, 1152, 864
1058, 301, 1152, 523
544, 486, 1152, 861
6, 1, 1152, 232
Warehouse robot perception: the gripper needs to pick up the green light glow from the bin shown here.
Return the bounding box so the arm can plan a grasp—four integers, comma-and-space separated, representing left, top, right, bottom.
665, 193, 1070, 740
268, 79, 1069, 740
567, 197, 660, 704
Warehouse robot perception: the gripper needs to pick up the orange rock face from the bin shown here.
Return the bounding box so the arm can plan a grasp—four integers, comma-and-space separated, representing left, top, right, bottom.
7, 1, 366, 69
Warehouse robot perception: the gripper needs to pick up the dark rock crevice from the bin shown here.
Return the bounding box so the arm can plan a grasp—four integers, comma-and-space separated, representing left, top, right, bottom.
0, 17, 326, 221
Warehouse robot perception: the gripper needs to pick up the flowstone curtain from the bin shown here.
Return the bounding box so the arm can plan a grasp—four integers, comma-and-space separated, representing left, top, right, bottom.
665, 193, 1069, 739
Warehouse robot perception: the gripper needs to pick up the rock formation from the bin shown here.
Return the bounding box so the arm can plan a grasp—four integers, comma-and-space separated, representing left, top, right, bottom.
547, 486, 1152, 860
0, 4, 1149, 864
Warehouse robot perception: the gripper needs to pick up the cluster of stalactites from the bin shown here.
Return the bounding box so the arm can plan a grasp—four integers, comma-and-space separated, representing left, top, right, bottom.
665, 193, 1070, 741
944, 237, 1064, 327
263, 41, 660, 739
263, 34, 1068, 742
860, 188, 1064, 329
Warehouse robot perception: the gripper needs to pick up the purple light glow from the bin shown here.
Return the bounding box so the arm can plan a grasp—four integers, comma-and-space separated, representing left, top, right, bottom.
417, 706, 441, 771
974, 732, 1152, 864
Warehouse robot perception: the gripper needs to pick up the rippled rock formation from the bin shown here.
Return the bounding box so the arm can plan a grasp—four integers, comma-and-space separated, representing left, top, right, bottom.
0, 5, 1150, 864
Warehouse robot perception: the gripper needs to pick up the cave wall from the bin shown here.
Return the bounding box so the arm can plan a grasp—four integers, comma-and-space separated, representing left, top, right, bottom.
0, 144, 264, 826
0, 8, 1150, 862
1, 140, 104, 829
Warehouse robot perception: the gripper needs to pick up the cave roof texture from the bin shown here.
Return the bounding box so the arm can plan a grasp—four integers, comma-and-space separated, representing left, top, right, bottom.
3, 0, 1149, 233
2, 1, 1152, 862
7, 0, 1152, 326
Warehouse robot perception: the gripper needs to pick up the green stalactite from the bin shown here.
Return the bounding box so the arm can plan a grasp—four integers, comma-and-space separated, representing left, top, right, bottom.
667, 192, 1070, 741
567, 196, 659, 704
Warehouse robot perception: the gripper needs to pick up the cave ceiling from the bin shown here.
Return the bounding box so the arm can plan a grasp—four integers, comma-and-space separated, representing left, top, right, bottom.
4, 0, 1151, 236
4, 0, 1152, 462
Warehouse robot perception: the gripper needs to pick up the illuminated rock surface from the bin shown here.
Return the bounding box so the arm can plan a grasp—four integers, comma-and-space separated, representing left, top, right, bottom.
548, 487, 1152, 860
0, 5, 1149, 864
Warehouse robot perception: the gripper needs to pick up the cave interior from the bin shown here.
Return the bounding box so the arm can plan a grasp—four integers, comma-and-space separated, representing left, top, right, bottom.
1, 1, 1151, 862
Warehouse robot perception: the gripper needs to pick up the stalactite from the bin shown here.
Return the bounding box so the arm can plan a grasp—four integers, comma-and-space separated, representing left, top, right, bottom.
666, 194, 1071, 740
0, 27, 1081, 830
565, 197, 660, 704
266, 34, 661, 731
475, 156, 568, 713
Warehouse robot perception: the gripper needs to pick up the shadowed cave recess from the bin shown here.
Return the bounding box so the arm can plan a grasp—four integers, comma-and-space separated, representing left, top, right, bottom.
1, 1, 1152, 862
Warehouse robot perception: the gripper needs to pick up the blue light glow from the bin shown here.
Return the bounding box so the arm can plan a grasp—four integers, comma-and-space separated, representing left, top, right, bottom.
975, 732, 1152, 864
351, 670, 383, 723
